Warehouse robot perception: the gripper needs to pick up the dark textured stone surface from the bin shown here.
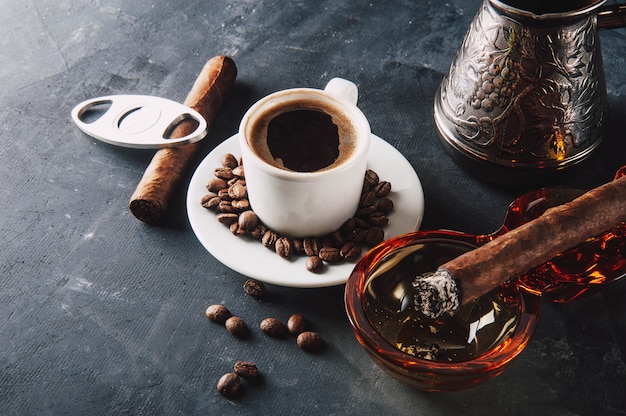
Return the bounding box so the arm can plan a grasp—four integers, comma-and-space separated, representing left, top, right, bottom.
1, 0, 625, 414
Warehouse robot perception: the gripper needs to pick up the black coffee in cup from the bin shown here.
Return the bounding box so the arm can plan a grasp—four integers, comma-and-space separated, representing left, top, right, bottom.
248, 99, 357, 172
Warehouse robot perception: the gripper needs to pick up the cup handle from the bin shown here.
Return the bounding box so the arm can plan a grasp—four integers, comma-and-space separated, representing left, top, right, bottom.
324, 78, 359, 106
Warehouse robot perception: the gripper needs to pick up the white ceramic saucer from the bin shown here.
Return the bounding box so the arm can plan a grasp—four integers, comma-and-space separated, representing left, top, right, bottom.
187, 134, 424, 288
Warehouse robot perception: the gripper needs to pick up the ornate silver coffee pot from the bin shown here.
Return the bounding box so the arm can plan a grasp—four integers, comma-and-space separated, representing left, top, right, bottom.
434, 0, 626, 179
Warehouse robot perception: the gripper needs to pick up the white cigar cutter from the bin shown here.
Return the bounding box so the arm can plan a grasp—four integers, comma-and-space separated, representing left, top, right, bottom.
71, 95, 207, 149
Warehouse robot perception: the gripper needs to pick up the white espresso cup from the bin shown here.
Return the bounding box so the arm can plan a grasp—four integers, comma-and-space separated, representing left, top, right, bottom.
238, 78, 371, 238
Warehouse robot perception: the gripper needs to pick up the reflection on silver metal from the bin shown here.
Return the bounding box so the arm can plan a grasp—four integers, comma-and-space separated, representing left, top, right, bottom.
433, 0, 625, 173
71, 95, 207, 149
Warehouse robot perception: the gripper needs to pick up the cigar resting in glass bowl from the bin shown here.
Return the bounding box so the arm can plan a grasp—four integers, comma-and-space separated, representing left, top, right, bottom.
413, 174, 626, 318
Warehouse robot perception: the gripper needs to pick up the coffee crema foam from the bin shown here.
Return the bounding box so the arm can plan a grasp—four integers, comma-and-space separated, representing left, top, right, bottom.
248, 99, 358, 173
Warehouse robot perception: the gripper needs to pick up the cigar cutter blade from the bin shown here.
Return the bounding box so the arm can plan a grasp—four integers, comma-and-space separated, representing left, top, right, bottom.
71, 95, 207, 148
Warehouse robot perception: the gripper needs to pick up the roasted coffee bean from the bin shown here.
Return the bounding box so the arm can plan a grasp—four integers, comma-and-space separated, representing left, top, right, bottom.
361, 179, 371, 194
243, 279, 265, 298
262, 230, 278, 248
231, 199, 250, 211
331, 231, 346, 248
275, 237, 293, 259
373, 180, 391, 197
354, 217, 370, 229
360, 191, 376, 207
217, 188, 232, 201
259, 317, 288, 338
318, 246, 340, 263
218, 200, 235, 213
216, 213, 239, 225
217, 373, 241, 398
225, 316, 249, 338
340, 241, 361, 261
227, 177, 242, 187
238, 210, 258, 230
230, 222, 246, 236
214, 167, 234, 180
364, 169, 379, 187
303, 238, 321, 256
365, 227, 385, 246
207, 178, 228, 193
356, 205, 377, 218
347, 228, 367, 244
228, 183, 247, 200
297, 331, 324, 353
340, 218, 357, 234
201, 193, 217, 209
205, 304, 231, 324
369, 212, 389, 227
234, 361, 259, 379
232, 165, 245, 178
306, 256, 323, 273
292, 239, 304, 254
248, 225, 266, 240
377, 197, 394, 214
287, 314, 307, 336
221, 153, 238, 169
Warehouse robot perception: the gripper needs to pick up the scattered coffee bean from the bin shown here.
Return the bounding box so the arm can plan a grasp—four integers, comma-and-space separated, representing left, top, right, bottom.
217, 372, 241, 398
360, 191, 376, 207
356, 205, 377, 218
368, 212, 389, 227
292, 238, 304, 254
259, 317, 288, 338
225, 316, 249, 338
218, 200, 235, 213
373, 180, 392, 197
275, 237, 293, 259
331, 231, 346, 248
228, 183, 247, 200
238, 210, 258, 230
306, 255, 323, 273
376, 197, 394, 214
303, 238, 321, 257
364, 169, 379, 187
287, 314, 307, 336
221, 153, 238, 169
232, 165, 245, 178
205, 304, 231, 324
249, 225, 266, 240
243, 279, 265, 298
365, 227, 385, 246
318, 246, 340, 263
297, 331, 324, 353
231, 199, 250, 211
234, 361, 259, 379
214, 167, 234, 180
201, 195, 221, 210
262, 230, 278, 248
207, 178, 227, 193
340, 241, 361, 261
217, 188, 232, 201
216, 212, 239, 225
230, 222, 246, 236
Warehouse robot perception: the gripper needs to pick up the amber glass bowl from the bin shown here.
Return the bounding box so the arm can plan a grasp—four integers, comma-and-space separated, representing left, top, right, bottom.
345, 183, 626, 392
345, 230, 541, 392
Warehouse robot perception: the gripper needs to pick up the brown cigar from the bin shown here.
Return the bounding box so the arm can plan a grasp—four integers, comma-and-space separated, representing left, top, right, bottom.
413, 174, 626, 318
129, 56, 237, 224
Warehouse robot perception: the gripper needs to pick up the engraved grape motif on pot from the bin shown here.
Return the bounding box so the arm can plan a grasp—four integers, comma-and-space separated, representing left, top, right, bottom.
437, 1, 608, 168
